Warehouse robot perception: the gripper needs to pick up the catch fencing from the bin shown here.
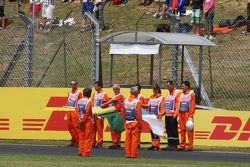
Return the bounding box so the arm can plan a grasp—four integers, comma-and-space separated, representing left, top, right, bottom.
104, 4, 250, 111
0, 8, 95, 88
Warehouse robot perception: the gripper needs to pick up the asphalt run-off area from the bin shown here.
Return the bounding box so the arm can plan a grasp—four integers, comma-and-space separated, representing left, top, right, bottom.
0, 144, 250, 163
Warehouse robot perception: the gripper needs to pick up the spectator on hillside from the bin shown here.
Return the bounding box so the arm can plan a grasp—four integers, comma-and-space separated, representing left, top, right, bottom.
0, 0, 5, 28
29, 0, 41, 30
42, 0, 55, 31
204, 0, 215, 40
153, 0, 168, 19
61, 0, 80, 3
139, 0, 152, 6
94, 0, 105, 31
61, 0, 69, 3
81, 0, 94, 32
190, 0, 204, 35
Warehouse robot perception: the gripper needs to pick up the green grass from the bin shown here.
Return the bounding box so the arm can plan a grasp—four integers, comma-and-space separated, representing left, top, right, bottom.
1, 140, 250, 153
0, 154, 249, 167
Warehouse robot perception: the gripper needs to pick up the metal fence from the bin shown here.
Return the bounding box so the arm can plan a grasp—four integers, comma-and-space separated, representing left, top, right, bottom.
103, 6, 250, 111
0, 11, 95, 88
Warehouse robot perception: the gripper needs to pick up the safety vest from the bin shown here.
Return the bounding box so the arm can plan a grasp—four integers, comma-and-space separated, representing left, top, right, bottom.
179, 92, 192, 112
77, 98, 91, 119
148, 96, 163, 115
164, 89, 179, 113
111, 93, 124, 106
124, 98, 139, 121
67, 90, 81, 107
93, 91, 106, 107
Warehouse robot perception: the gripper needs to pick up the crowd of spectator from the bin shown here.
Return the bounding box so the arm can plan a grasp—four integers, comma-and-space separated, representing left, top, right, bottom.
1, 0, 249, 35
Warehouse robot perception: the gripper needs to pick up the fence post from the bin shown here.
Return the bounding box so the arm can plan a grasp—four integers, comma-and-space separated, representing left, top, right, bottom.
198, 46, 203, 104
168, 12, 180, 86
85, 12, 102, 86
20, 14, 34, 87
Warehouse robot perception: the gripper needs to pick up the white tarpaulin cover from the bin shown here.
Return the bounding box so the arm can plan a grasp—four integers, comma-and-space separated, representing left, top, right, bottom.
142, 114, 166, 139
110, 44, 160, 55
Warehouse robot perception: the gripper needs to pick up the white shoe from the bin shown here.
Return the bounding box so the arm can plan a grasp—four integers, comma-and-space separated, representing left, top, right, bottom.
209, 35, 214, 41
153, 13, 160, 18
159, 15, 166, 20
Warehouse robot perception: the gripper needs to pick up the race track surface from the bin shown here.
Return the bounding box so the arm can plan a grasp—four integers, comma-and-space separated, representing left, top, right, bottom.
0, 144, 250, 163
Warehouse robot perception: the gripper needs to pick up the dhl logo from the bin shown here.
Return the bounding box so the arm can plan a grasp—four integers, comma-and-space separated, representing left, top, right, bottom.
23, 119, 46, 131
1, 96, 249, 142
209, 116, 250, 141
16, 97, 151, 132
195, 116, 250, 141
0, 118, 9, 130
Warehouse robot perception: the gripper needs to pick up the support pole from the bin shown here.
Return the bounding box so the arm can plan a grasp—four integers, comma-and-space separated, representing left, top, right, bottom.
64, 35, 67, 87
171, 45, 179, 86
85, 12, 101, 85
32, 0, 35, 27
181, 45, 184, 84
150, 54, 154, 85
109, 54, 113, 87
158, 45, 162, 87
21, 15, 34, 87
136, 54, 139, 84
198, 46, 203, 104
168, 11, 180, 86
208, 46, 214, 98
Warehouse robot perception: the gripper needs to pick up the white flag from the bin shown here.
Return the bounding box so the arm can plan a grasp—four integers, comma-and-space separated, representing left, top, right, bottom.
142, 115, 166, 139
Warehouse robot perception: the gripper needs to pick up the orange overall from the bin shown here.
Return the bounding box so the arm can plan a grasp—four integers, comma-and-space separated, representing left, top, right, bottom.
91, 90, 109, 146
137, 94, 145, 147
67, 89, 83, 145
148, 94, 165, 148
164, 88, 181, 147
124, 96, 143, 158
77, 97, 95, 157
110, 93, 124, 147
178, 90, 195, 150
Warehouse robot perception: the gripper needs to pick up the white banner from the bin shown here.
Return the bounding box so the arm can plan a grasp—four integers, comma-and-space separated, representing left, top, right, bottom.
110, 44, 160, 55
